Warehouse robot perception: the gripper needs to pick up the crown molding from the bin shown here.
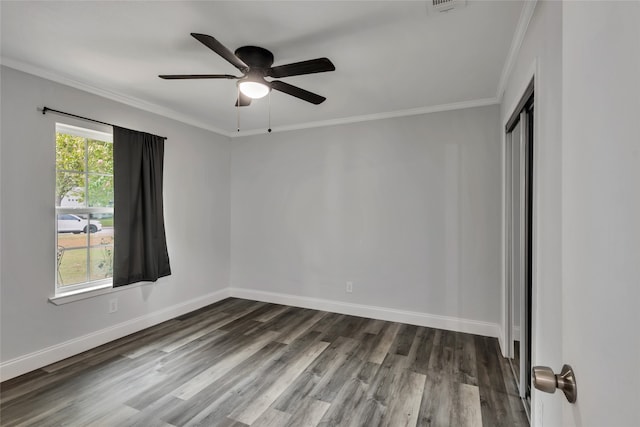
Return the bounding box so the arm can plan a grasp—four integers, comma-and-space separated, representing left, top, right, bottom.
2, 57, 499, 139
0, 57, 234, 138
233, 97, 499, 138
496, 0, 538, 101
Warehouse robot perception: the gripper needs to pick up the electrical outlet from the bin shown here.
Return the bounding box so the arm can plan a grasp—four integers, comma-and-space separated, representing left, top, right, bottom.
109, 298, 118, 313
346, 281, 353, 293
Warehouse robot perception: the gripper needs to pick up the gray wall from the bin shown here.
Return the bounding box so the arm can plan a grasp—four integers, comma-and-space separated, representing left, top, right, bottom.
231, 105, 502, 324
1, 67, 504, 374
0, 66, 231, 362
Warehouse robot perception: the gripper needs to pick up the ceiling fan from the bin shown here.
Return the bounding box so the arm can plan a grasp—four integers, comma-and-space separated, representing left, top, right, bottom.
159, 33, 335, 107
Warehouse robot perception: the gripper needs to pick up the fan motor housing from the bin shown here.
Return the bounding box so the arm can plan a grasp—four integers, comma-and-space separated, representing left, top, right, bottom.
159, 33, 333, 106
235, 46, 274, 69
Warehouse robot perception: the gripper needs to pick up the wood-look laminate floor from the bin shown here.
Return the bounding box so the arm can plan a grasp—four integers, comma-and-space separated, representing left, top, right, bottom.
0, 298, 528, 427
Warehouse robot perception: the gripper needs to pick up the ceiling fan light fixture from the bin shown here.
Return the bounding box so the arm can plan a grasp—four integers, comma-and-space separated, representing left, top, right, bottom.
238, 80, 270, 99
160, 34, 334, 106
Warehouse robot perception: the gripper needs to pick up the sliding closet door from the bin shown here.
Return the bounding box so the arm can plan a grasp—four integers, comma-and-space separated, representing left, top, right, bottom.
506, 90, 534, 408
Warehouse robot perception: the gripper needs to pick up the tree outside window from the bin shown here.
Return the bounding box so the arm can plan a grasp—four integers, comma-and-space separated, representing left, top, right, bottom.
55, 124, 114, 291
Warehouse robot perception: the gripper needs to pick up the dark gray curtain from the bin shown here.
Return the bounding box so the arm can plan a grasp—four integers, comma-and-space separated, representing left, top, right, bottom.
113, 126, 171, 287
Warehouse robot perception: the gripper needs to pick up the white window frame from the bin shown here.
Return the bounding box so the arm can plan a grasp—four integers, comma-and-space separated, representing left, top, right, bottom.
55, 122, 114, 295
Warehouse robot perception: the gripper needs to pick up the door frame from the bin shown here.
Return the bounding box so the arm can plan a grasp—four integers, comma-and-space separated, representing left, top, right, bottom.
501, 71, 538, 418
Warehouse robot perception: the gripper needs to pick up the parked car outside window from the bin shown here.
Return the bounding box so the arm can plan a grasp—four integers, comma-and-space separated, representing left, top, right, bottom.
57, 214, 103, 234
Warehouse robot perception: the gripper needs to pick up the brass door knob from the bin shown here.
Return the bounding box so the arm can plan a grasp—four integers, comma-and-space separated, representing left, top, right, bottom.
532, 364, 577, 403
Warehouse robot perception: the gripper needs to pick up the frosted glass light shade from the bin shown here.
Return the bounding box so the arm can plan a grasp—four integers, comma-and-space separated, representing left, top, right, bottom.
239, 81, 270, 99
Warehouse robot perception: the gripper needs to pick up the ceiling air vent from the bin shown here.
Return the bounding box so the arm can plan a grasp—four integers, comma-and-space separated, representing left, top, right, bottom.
427, 0, 467, 14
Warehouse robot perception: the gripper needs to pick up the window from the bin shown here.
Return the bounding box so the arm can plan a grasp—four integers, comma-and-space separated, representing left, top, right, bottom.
55, 123, 114, 293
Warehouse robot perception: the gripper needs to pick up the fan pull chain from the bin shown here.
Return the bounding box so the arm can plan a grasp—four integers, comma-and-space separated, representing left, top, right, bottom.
236, 86, 241, 132
268, 90, 272, 133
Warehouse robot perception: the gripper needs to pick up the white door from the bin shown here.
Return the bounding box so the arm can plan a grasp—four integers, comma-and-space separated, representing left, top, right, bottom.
556, 3, 640, 426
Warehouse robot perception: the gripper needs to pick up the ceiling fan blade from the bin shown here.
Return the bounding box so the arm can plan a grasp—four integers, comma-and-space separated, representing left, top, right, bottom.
159, 74, 239, 79
235, 92, 252, 107
191, 33, 249, 72
269, 80, 326, 105
267, 58, 335, 78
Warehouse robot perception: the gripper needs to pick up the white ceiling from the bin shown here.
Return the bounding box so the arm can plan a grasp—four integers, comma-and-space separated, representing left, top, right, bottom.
0, 1, 525, 136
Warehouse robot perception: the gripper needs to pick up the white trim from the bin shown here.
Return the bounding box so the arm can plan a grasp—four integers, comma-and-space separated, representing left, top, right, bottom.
501, 58, 537, 359
50, 281, 113, 304
229, 287, 500, 338
1, 58, 498, 139
49, 279, 155, 305
496, 0, 538, 101
512, 325, 521, 341
234, 98, 499, 137
0, 288, 231, 381
0, 58, 232, 138
500, 59, 538, 403
2, 286, 502, 381
56, 122, 112, 142
497, 326, 506, 357
502, 60, 537, 127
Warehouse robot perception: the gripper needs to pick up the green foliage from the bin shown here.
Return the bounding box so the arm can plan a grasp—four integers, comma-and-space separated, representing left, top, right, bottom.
97, 236, 114, 278
87, 174, 114, 207
56, 133, 85, 206
99, 216, 114, 227
56, 134, 113, 206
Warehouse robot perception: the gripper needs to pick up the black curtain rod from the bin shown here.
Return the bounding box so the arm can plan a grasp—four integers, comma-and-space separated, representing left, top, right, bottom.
40, 106, 167, 140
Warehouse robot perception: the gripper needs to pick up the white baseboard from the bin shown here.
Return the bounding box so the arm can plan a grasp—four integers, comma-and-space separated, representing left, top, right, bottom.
1, 287, 501, 382
229, 287, 500, 339
0, 288, 231, 382
497, 326, 522, 358
498, 327, 507, 357
513, 325, 521, 341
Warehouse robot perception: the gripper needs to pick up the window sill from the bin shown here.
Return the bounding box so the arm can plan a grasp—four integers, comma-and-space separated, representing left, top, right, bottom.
49, 281, 152, 305
49, 282, 113, 305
